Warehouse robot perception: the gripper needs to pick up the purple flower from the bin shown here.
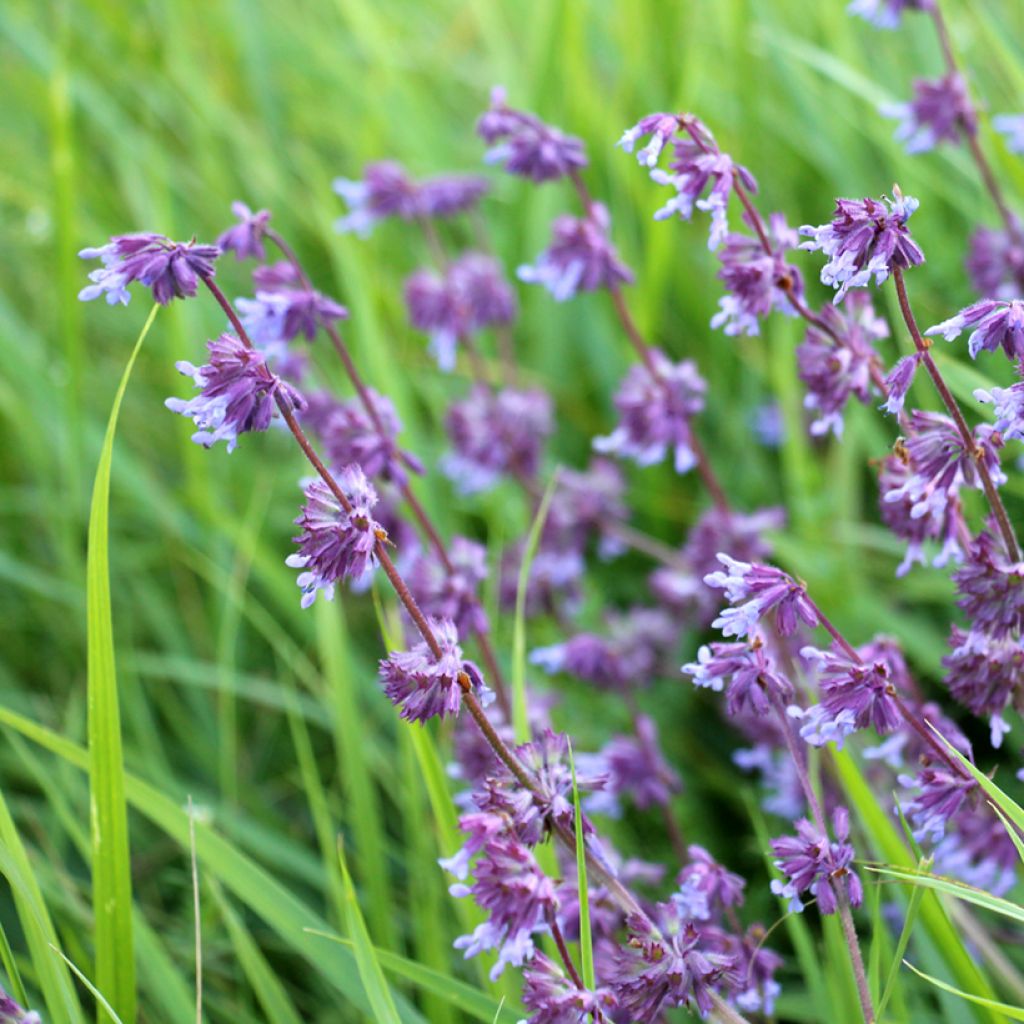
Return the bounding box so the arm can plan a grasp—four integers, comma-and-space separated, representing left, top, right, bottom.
954, 531, 1024, 639
333, 160, 488, 235
624, 113, 758, 249
797, 291, 887, 436
0, 986, 40, 1024
878, 452, 966, 576
944, 626, 1024, 719
848, 0, 933, 29
313, 388, 421, 484
610, 903, 738, 1018
237, 288, 348, 347
545, 458, 628, 558
442, 385, 552, 493
476, 86, 588, 183
926, 299, 1024, 361
900, 767, 977, 843
730, 927, 784, 1016
966, 227, 1024, 299
594, 350, 707, 473
801, 644, 903, 739
934, 802, 1019, 895
675, 846, 746, 921
477, 729, 605, 845
590, 715, 682, 814
683, 636, 794, 717
520, 953, 618, 1024
408, 537, 489, 636
734, 745, 805, 819
518, 203, 633, 301
882, 74, 975, 154
79, 233, 219, 305
287, 467, 385, 606
500, 540, 584, 617
800, 191, 925, 301
165, 333, 304, 452
651, 506, 784, 625
217, 201, 271, 261
994, 114, 1024, 154
379, 617, 487, 723
449, 252, 517, 328
770, 807, 862, 914
712, 213, 803, 336
881, 353, 923, 416
450, 835, 560, 979
403, 269, 463, 370
704, 555, 818, 638
976, 368, 1024, 442
883, 411, 1006, 522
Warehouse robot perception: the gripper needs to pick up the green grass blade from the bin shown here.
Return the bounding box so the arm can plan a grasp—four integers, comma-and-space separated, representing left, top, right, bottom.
337, 840, 402, 1024
50, 946, 125, 1024
0, 920, 27, 1009
903, 961, 1024, 1020
869, 866, 1024, 927
876, 862, 928, 1020
568, 740, 594, 991
86, 303, 158, 1024
210, 882, 304, 1024
305, 930, 526, 1023
512, 468, 560, 743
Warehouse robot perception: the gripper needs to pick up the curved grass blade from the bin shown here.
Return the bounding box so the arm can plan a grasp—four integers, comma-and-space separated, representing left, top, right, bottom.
903, 961, 1024, 1020
869, 865, 1024, 927
87, 303, 158, 1023
568, 740, 594, 991
337, 839, 402, 1024
876, 862, 928, 1020
50, 945, 125, 1024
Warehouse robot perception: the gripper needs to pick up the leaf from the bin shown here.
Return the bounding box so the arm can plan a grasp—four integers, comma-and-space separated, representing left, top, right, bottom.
87, 303, 158, 1023
568, 740, 594, 991
512, 468, 560, 743
876, 860, 928, 1020
50, 945, 125, 1024
337, 840, 402, 1024
903, 960, 1024, 1020
869, 865, 1024, 927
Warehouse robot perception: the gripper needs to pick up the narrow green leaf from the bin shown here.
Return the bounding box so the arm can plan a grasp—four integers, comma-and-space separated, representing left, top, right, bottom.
0, 920, 27, 1008
305, 930, 525, 1024
50, 946, 124, 1024
568, 740, 594, 991
512, 468, 560, 743
87, 303, 158, 1024
337, 840, 402, 1024
903, 961, 1024, 1020
876, 861, 928, 1020
869, 865, 1024, 927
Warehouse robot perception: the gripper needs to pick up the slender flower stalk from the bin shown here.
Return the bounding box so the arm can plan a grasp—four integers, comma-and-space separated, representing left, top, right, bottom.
890, 267, 1020, 562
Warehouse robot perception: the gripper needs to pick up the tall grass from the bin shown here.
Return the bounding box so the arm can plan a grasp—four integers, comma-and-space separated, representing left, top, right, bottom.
1, 0, 1023, 1020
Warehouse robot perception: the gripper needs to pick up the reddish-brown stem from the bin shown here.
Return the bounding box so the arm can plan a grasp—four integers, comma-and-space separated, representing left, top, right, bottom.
548, 912, 586, 991
891, 268, 1020, 562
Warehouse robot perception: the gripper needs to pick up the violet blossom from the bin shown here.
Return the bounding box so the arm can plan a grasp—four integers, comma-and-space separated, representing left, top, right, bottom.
674, 846, 746, 922
165, 333, 304, 452
520, 953, 617, 1024
881, 353, 923, 416
518, 203, 633, 301
237, 286, 348, 347
79, 233, 220, 305
899, 767, 977, 843
976, 366, 1024, 441
588, 715, 682, 814
848, 0, 933, 29
593, 350, 707, 473
286, 467, 385, 605
954, 530, 1024, 639
408, 536, 490, 636
682, 636, 794, 717
926, 299, 1024, 361
800, 191, 924, 301
882, 74, 975, 154
994, 114, 1024, 154
217, 201, 271, 261
944, 626, 1023, 723
704, 554, 818, 638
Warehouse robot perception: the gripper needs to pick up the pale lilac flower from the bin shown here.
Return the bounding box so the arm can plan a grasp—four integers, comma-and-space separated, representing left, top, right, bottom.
594, 350, 706, 473
967, 226, 1024, 299
900, 767, 977, 843
881, 353, 923, 416
878, 452, 966, 576
704, 555, 818, 638
0, 986, 40, 1024
545, 458, 628, 559
675, 846, 746, 921
802, 644, 902, 736
682, 636, 794, 716
442, 385, 552, 493
926, 299, 1024, 361
287, 467, 385, 605
934, 803, 1018, 895
770, 807, 862, 914
165, 333, 304, 452
518, 203, 633, 301
499, 540, 584, 617
848, 0, 933, 29
618, 112, 683, 168
520, 953, 618, 1024
476, 86, 587, 182
217, 201, 271, 261
610, 903, 738, 1018
333, 160, 488, 235
800, 192, 924, 301
734, 745, 805, 819
976, 368, 1024, 442
730, 928, 784, 1016
79, 233, 219, 305
237, 287, 348, 347
954, 531, 1024, 639
379, 617, 486, 723
449, 252, 517, 328
627, 113, 758, 249
882, 74, 975, 154
797, 291, 887, 436
994, 114, 1024, 154
591, 715, 682, 813
403, 269, 462, 370
450, 836, 559, 979
944, 626, 1022, 719
712, 213, 803, 336
408, 536, 489, 636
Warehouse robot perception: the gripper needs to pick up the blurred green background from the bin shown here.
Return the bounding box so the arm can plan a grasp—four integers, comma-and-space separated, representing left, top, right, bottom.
2, 0, 1024, 1021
